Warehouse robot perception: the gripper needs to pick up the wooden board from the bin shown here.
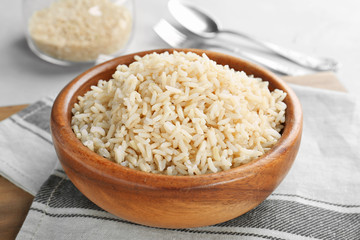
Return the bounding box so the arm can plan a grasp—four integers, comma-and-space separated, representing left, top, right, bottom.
281, 71, 347, 92
0, 71, 346, 239
0, 177, 33, 240
0, 105, 28, 121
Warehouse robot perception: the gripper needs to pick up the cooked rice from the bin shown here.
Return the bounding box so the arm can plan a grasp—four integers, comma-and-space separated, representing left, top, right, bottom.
71, 51, 287, 175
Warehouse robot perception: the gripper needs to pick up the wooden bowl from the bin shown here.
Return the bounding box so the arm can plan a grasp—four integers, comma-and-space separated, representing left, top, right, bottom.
51, 48, 302, 228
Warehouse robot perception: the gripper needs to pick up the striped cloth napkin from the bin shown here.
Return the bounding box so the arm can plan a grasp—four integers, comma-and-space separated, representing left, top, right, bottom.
0, 84, 360, 240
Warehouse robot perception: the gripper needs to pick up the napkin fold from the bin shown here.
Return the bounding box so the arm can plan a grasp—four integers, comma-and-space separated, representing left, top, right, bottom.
0, 97, 56, 195
1, 83, 360, 239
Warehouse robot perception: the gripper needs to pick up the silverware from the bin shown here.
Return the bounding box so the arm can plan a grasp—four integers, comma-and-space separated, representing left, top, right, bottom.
154, 19, 308, 76
168, 0, 339, 71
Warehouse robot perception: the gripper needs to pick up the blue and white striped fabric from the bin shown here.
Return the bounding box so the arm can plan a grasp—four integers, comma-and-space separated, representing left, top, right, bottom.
1, 85, 360, 240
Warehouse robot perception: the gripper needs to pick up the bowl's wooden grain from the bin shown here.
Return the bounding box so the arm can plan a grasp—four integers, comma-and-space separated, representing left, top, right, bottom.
51, 48, 302, 228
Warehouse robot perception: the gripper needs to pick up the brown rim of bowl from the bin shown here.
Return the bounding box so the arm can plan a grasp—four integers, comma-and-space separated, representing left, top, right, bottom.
51, 48, 302, 189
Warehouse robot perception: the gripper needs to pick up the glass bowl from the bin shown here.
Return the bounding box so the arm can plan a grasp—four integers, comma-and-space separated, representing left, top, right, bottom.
22, 0, 134, 66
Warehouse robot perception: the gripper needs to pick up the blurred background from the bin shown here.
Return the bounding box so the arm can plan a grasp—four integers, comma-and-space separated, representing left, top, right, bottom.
1, 0, 359, 106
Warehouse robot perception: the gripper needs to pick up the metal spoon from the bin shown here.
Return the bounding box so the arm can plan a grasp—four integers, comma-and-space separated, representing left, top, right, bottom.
168, 0, 339, 71
154, 19, 307, 76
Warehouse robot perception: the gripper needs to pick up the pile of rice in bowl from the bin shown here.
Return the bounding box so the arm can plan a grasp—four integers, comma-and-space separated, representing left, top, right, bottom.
71, 51, 287, 175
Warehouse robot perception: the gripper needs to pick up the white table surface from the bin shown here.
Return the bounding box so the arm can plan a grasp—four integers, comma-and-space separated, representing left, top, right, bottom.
1, 0, 359, 106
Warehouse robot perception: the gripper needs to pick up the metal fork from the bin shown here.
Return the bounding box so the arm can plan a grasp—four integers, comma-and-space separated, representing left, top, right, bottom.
154, 19, 308, 76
